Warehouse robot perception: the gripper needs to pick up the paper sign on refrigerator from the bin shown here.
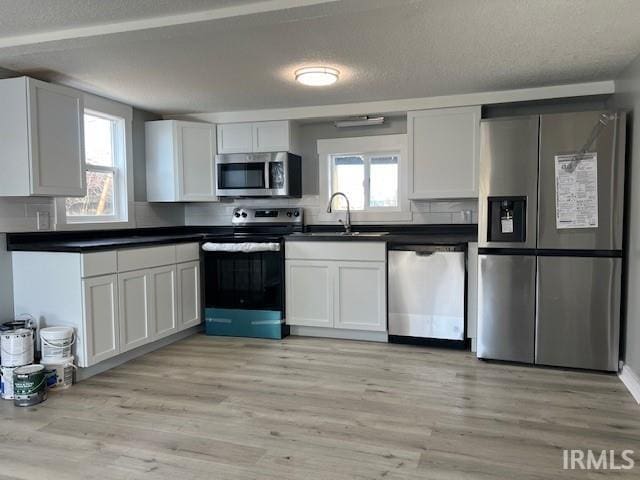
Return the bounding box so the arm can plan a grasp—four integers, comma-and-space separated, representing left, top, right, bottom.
554, 152, 598, 229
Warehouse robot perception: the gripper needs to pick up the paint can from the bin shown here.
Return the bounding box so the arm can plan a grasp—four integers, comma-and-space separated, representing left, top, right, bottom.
13, 364, 48, 407
0, 365, 18, 399
1, 329, 34, 367
41, 356, 75, 389
40, 327, 74, 361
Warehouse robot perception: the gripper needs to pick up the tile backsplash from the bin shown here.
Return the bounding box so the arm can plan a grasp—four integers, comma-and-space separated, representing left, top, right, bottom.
185, 196, 478, 226
0, 198, 184, 233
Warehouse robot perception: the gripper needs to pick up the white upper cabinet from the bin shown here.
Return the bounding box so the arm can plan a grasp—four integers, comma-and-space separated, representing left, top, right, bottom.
217, 122, 253, 154
252, 121, 291, 152
408, 106, 481, 199
146, 120, 217, 202
0, 76, 85, 197
217, 120, 298, 154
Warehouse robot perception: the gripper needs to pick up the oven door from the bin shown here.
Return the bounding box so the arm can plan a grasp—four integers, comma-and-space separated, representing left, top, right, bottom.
215, 153, 289, 197
203, 244, 287, 339
204, 248, 284, 311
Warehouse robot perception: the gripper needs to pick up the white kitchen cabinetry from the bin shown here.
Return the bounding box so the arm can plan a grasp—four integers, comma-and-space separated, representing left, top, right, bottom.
216, 122, 253, 154
146, 120, 217, 202
334, 262, 386, 331
12, 242, 201, 368
150, 265, 179, 339
0, 76, 85, 197
118, 269, 152, 352
285, 242, 387, 335
286, 261, 333, 328
82, 274, 119, 365
177, 261, 201, 330
217, 120, 298, 154
408, 106, 481, 199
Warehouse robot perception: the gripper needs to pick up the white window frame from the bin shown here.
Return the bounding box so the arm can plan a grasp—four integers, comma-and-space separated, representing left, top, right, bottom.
55, 94, 134, 230
318, 134, 410, 223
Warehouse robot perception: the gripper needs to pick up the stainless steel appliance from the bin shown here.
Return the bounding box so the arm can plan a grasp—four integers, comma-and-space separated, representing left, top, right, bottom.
202, 207, 303, 339
389, 244, 466, 345
477, 111, 626, 371
215, 152, 302, 197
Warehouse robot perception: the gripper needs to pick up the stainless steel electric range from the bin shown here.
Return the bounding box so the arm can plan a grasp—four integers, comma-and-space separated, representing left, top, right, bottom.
201, 207, 303, 339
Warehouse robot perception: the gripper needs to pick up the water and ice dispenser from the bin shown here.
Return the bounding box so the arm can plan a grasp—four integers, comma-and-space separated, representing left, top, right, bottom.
487, 196, 526, 243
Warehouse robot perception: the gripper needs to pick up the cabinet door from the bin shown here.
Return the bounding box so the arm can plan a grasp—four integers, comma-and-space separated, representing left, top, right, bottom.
216, 123, 253, 154
28, 79, 85, 196
149, 265, 178, 340
177, 123, 217, 201
408, 106, 480, 199
334, 261, 386, 331
177, 261, 201, 330
252, 121, 290, 152
118, 270, 152, 352
82, 274, 119, 366
285, 260, 333, 327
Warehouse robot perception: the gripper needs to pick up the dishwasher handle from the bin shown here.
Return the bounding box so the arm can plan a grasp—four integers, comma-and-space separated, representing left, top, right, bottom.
390, 244, 465, 254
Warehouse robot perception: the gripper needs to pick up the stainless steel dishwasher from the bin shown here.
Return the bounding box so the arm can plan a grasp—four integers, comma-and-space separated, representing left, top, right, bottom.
388, 244, 466, 346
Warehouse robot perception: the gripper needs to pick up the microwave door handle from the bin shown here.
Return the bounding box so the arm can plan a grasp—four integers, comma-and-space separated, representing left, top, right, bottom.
264, 161, 271, 189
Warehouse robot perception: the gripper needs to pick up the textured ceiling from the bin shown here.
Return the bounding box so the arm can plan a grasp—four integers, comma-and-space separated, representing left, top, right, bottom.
0, 0, 639, 115
0, 0, 260, 36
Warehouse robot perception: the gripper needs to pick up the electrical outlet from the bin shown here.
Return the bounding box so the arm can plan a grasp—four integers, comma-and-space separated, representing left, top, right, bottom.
36, 211, 50, 231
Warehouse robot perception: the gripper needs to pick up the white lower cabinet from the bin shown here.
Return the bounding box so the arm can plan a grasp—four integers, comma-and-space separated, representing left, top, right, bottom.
118, 269, 152, 352
286, 261, 333, 328
334, 262, 386, 331
177, 261, 201, 330
83, 274, 119, 365
150, 265, 178, 340
285, 241, 387, 333
12, 243, 202, 368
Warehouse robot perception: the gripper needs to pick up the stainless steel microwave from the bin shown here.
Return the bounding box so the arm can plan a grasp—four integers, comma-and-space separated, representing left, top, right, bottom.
215, 152, 302, 197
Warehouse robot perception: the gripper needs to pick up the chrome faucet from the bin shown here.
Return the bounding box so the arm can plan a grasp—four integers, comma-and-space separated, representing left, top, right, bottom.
327, 192, 351, 233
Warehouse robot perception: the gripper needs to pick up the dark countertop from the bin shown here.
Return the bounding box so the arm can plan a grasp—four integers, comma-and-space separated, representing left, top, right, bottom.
6, 224, 477, 252
9, 234, 206, 253
286, 232, 475, 246
286, 224, 477, 246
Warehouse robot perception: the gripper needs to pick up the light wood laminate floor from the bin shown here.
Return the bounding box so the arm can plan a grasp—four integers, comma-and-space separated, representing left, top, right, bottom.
0, 334, 638, 479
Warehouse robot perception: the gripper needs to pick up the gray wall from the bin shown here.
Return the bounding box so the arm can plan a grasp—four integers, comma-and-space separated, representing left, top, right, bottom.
612, 53, 640, 376
298, 116, 407, 194
132, 108, 162, 201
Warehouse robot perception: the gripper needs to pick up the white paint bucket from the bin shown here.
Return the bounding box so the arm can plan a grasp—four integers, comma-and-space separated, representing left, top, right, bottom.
1, 329, 34, 367
41, 356, 75, 389
40, 327, 75, 361
0, 366, 18, 399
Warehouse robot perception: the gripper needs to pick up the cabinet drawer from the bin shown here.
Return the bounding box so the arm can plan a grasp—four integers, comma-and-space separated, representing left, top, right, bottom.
176, 242, 200, 263
81, 251, 117, 277
285, 241, 386, 262
117, 245, 176, 272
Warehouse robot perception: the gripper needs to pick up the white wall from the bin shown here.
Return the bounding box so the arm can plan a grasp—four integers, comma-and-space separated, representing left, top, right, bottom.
185, 117, 477, 226
612, 52, 640, 377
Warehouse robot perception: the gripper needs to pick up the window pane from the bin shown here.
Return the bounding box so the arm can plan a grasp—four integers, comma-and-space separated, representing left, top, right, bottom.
84, 113, 114, 167
332, 156, 364, 210
369, 155, 398, 207
65, 170, 115, 217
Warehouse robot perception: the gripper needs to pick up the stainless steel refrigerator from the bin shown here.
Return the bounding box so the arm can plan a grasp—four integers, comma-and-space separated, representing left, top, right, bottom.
477, 111, 626, 371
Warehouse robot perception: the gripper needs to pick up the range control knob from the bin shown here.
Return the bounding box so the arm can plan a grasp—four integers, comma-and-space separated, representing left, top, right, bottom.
293, 210, 300, 217
234, 212, 241, 218
286, 211, 293, 217
241, 212, 248, 218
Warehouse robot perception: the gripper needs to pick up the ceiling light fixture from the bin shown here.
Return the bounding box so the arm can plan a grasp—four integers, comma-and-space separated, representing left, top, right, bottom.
295, 66, 339, 86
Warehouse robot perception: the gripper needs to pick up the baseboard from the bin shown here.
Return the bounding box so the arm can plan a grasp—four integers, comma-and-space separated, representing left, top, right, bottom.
619, 365, 640, 404
289, 325, 388, 343
76, 325, 202, 381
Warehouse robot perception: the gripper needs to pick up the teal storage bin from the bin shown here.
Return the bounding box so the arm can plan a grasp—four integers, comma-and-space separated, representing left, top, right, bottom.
205, 308, 288, 339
